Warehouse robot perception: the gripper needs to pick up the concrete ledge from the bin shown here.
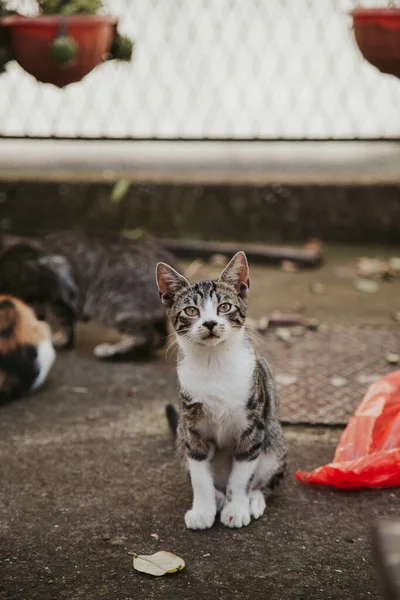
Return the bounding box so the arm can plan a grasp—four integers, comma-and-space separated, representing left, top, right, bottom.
0, 140, 400, 185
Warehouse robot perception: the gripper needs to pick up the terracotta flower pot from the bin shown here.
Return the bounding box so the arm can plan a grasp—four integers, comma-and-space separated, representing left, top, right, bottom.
1, 14, 117, 88
350, 8, 400, 79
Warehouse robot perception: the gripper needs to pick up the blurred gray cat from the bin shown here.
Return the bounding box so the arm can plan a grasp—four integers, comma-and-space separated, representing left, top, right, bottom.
157, 251, 287, 530
0, 231, 178, 359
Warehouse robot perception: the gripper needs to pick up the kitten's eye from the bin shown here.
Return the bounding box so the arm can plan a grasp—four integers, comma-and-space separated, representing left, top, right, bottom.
184, 306, 199, 317
218, 303, 232, 314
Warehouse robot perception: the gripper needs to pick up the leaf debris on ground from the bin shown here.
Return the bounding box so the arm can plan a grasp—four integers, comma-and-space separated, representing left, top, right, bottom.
110, 179, 130, 204
130, 551, 185, 577
354, 278, 379, 294
386, 353, 400, 365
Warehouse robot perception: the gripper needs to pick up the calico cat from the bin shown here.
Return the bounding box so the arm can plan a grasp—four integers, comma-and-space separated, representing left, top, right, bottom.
156, 251, 287, 530
0, 295, 55, 403
0, 232, 179, 359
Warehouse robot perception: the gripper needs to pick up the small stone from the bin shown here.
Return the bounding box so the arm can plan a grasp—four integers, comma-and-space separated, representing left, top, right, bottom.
151, 533, 160, 540
393, 311, 400, 323
386, 353, 400, 365
330, 376, 348, 388
202, 553, 211, 557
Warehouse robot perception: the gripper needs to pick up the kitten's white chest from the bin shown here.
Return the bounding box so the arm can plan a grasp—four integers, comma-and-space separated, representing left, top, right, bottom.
178, 341, 255, 447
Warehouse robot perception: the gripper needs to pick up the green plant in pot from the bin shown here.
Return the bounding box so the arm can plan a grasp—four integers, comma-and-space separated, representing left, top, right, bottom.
0, 0, 134, 86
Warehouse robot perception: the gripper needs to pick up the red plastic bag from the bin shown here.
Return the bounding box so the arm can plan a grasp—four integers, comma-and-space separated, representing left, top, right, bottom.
295, 370, 400, 489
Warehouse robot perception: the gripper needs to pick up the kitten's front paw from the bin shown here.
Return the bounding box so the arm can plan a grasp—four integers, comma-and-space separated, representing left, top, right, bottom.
221, 500, 251, 529
185, 508, 216, 530
249, 490, 266, 520
93, 343, 117, 359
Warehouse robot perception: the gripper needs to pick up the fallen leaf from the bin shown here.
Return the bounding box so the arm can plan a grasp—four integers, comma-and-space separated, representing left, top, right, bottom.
280, 259, 298, 273
356, 257, 388, 279
386, 353, 400, 365
354, 279, 379, 294
275, 328, 291, 344
110, 179, 130, 204
130, 551, 185, 577
309, 282, 325, 295
123, 228, 146, 240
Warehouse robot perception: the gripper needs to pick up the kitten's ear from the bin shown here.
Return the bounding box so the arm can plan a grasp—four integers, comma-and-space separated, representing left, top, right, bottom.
156, 262, 190, 306
219, 251, 249, 297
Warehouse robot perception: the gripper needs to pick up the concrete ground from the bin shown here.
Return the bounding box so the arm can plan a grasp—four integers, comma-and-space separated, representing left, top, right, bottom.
1, 252, 400, 600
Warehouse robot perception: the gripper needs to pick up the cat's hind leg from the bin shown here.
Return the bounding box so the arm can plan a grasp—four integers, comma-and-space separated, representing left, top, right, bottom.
93, 334, 148, 360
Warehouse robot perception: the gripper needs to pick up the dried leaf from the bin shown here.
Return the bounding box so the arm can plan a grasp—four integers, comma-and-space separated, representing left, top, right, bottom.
131, 551, 185, 577
386, 353, 400, 365
354, 279, 379, 294
356, 257, 388, 279
110, 179, 130, 204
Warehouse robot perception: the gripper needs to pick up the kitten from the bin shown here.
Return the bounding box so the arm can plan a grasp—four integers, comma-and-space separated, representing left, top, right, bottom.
0, 295, 55, 403
156, 251, 287, 530
0, 232, 179, 360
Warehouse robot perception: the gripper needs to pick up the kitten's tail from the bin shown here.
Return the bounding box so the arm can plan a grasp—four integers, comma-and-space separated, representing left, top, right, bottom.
165, 404, 179, 437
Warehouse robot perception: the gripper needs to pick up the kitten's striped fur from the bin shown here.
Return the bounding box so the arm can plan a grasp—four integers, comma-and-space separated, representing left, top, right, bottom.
0, 295, 55, 403
157, 252, 286, 530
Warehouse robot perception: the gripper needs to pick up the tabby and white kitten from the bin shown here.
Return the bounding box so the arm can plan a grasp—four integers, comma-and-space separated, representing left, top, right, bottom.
156, 252, 286, 530
0, 295, 55, 403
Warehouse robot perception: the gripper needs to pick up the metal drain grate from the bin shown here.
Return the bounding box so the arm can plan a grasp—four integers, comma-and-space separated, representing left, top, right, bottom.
263, 326, 400, 425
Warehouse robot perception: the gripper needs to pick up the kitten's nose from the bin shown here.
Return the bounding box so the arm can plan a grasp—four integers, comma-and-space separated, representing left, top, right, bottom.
203, 320, 217, 331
